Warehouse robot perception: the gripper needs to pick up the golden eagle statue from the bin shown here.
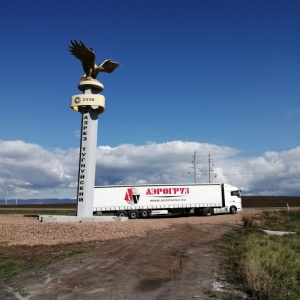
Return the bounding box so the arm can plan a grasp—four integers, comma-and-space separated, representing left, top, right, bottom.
69, 40, 120, 80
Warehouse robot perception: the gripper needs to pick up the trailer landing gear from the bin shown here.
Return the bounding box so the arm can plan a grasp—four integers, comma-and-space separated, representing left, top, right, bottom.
194, 208, 214, 216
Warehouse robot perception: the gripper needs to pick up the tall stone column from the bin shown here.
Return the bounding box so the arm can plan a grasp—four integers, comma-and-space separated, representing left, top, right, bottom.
71, 80, 105, 217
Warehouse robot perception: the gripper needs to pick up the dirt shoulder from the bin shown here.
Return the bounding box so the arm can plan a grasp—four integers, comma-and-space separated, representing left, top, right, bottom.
0, 213, 247, 300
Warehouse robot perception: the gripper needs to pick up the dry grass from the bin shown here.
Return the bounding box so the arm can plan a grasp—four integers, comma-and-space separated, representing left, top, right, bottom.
221, 210, 300, 300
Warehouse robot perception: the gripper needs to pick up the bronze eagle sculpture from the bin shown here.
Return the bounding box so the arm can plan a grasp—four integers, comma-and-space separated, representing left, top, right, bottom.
69, 40, 120, 80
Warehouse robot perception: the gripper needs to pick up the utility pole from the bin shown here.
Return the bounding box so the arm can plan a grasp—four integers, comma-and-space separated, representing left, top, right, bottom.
16, 188, 18, 205
192, 151, 197, 183
5, 186, 8, 205
189, 151, 201, 184
207, 154, 216, 183
208, 154, 211, 183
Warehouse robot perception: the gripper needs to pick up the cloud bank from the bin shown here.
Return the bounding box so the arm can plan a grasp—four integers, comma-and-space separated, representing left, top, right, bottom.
0, 140, 299, 199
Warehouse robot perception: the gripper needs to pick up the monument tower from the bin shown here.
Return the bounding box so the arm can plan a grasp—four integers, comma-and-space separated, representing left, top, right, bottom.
69, 40, 120, 217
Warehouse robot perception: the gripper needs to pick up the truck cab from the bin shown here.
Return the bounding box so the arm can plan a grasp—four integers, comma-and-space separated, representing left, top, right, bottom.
214, 185, 242, 214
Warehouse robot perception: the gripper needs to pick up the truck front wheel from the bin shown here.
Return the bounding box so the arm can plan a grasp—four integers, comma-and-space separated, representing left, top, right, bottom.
230, 206, 237, 214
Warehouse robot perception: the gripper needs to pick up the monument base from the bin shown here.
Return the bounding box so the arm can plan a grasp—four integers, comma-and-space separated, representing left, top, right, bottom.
38, 215, 128, 223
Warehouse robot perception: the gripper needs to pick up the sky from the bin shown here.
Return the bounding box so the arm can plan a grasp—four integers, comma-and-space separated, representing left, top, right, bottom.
0, 0, 299, 200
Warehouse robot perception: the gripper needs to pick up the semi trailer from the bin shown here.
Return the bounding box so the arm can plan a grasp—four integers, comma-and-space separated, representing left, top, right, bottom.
93, 183, 242, 219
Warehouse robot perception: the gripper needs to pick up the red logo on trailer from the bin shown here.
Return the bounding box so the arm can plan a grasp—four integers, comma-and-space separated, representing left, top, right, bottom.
124, 188, 140, 204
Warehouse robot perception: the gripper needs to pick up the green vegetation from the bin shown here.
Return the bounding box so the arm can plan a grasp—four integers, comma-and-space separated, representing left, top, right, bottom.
0, 253, 27, 277
0, 247, 84, 279
62, 249, 84, 258
221, 210, 300, 300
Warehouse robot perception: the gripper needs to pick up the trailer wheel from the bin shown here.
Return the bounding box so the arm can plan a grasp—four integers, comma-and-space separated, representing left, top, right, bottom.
203, 208, 214, 216
230, 206, 237, 214
139, 209, 150, 218
128, 210, 138, 219
116, 211, 127, 217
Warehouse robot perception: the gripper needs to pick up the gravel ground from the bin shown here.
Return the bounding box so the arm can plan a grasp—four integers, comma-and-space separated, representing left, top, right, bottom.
0, 215, 172, 246
0, 213, 247, 300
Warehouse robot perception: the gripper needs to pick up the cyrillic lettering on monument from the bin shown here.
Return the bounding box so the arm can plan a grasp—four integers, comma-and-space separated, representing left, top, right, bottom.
77, 113, 89, 202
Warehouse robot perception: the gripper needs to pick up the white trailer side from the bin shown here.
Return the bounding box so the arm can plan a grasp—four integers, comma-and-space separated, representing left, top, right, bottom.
93, 183, 242, 218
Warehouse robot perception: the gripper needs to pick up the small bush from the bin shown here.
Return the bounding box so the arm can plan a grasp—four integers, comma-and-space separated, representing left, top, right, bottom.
242, 213, 263, 228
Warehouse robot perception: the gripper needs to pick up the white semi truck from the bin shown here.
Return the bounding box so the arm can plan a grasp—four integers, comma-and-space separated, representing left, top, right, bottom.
93, 183, 242, 219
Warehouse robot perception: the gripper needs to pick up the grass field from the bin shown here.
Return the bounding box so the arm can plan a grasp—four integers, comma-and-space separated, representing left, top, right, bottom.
221, 209, 300, 300
242, 196, 300, 208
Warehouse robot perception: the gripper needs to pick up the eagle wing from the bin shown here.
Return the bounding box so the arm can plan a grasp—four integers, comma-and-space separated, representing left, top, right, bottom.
99, 59, 120, 73
69, 40, 95, 74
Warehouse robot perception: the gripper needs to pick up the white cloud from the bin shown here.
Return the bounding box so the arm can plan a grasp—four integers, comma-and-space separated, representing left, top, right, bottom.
0, 140, 299, 199
0, 140, 79, 199
95, 141, 239, 186
237, 148, 300, 195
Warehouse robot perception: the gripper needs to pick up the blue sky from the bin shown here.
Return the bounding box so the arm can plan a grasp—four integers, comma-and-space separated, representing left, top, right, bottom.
0, 0, 299, 199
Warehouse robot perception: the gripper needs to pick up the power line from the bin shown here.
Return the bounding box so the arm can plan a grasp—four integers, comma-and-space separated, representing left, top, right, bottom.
188, 152, 221, 184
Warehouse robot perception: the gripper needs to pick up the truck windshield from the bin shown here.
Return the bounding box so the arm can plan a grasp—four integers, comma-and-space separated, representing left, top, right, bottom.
231, 190, 241, 198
